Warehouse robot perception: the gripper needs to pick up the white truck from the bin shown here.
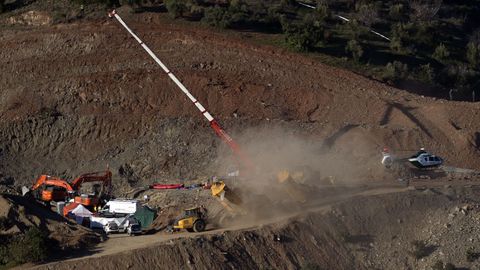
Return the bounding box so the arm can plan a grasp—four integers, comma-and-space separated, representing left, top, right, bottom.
100, 199, 141, 215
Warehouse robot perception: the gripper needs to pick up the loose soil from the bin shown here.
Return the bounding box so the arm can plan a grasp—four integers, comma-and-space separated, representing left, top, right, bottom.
1, 6, 480, 270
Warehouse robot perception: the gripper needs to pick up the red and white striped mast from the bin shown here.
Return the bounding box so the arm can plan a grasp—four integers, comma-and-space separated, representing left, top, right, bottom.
108, 10, 253, 172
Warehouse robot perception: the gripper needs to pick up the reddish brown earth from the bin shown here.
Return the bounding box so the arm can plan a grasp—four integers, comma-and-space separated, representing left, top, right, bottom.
1, 6, 480, 270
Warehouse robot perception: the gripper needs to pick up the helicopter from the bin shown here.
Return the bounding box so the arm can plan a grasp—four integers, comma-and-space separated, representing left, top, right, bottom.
381, 147, 443, 169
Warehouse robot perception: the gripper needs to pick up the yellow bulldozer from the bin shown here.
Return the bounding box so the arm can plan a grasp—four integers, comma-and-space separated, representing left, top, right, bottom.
172, 207, 207, 233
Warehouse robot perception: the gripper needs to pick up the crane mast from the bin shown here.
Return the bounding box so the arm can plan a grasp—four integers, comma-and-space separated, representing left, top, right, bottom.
108, 10, 253, 172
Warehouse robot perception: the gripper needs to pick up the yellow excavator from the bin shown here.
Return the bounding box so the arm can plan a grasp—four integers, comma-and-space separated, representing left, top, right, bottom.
210, 180, 247, 225
276, 169, 308, 203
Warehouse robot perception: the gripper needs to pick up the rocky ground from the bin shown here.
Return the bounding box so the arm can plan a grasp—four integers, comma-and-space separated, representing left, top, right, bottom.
1, 3, 480, 270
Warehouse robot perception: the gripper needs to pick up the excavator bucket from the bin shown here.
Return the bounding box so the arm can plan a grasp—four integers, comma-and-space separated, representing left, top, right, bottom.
211, 181, 243, 206
276, 170, 308, 203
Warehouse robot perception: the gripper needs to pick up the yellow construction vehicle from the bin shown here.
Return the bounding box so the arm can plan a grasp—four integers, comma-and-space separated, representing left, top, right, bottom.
172, 207, 207, 233
276, 169, 308, 203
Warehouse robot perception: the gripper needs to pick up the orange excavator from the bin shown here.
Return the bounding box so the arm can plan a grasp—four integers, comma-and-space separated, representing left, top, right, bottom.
71, 170, 113, 207
25, 175, 74, 203
24, 170, 112, 208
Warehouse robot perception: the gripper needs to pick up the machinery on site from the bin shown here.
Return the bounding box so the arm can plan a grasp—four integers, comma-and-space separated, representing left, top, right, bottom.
70, 170, 113, 208
24, 175, 75, 203
210, 180, 245, 214
172, 206, 207, 233
24, 170, 112, 209
99, 199, 142, 215
108, 10, 313, 221
381, 147, 443, 169
103, 214, 142, 236
276, 170, 307, 203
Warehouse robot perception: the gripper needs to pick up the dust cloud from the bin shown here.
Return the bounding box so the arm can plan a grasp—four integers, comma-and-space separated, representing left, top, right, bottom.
215, 125, 381, 188
209, 125, 386, 226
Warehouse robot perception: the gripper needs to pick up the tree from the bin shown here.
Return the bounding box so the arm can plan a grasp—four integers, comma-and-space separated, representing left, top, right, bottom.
466, 41, 479, 69
0, 0, 4, 13
165, 0, 188, 18
283, 15, 326, 52
389, 4, 406, 21
355, 3, 380, 27
382, 61, 409, 82
408, 0, 442, 22
432, 43, 450, 64
345, 39, 363, 62
418, 64, 435, 84
390, 37, 404, 54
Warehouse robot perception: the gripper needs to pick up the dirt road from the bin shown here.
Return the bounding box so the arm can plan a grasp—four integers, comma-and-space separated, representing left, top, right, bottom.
32, 183, 412, 268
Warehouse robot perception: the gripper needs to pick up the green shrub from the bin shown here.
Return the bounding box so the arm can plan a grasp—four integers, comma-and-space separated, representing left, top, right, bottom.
343, 19, 367, 41
382, 61, 409, 82
165, 0, 188, 18
202, 6, 227, 27
345, 39, 363, 62
466, 41, 480, 69
417, 64, 435, 84
413, 21, 435, 47
390, 37, 404, 54
9, 227, 49, 264
283, 15, 326, 52
389, 4, 405, 21
355, 3, 379, 27
432, 43, 450, 64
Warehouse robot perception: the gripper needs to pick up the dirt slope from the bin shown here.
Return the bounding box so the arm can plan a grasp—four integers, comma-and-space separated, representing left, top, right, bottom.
1, 10, 480, 190
31, 186, 480, 270
0, 194, 100, 250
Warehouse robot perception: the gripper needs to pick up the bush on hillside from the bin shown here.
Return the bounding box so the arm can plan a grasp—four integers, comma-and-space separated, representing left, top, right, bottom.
9, 227, 49, 264
432, 43, 450, 64
345, 39, 363, 62
417, 64, 435, 84
389, 3, 406, 21
283, 15, 326, 52
466, 41, 480, 69
0, 227, 50, 267
382, 61, 409, 82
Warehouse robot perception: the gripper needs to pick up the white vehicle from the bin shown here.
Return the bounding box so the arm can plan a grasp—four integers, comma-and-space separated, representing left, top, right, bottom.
101, 199, 141, 215
103, 214, 142, 236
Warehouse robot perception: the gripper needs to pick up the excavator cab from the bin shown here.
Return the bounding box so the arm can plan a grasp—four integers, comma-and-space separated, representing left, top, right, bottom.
172, 207, 207, 233
74, 194, 100, 208
41, 186, 68, 202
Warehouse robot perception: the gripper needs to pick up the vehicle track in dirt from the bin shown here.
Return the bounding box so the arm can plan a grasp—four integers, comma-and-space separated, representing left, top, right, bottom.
34, 183, 413, 266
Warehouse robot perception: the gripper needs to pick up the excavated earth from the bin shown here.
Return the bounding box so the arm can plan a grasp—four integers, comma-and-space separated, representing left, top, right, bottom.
1, 5, 480, 270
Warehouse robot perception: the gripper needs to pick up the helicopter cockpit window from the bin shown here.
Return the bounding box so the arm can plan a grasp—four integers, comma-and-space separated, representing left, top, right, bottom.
428, 157, 434, 161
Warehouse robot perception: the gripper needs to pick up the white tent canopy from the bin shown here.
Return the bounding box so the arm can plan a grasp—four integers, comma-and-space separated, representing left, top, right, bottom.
71, 204, 93, 217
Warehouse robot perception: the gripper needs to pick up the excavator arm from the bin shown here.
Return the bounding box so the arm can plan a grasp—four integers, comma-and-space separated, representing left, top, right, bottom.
30, 175, 74, 191
70, 170, 112, 193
